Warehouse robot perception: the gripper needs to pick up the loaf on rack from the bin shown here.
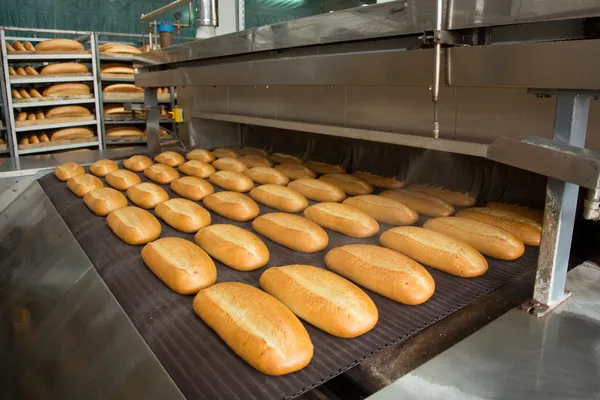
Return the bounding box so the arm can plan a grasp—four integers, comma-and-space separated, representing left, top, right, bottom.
100, 43, 141, 54
103, 83, 143, 93
202, 191, 260, 221
170, 176, 215, 201
304, 161, 345, 174
16, 67, 27, 76
29, 89, 43, 98
106, 169, 142, 191
155, 198, 212, 233
107, 206, 161, 245
35, 111, 45, 120
8, 66, 17, 76
50, 127, 94, 141
252, 213, 328, 253
343, 194, 419, 226
304, 202, 380, 238
123, 155, 153, 172
352, 171, 404, 189
66, 174, 103, 197
38, 133, 50, 142
23, 42, 35, 51
186, 149, 216, 163
42, 83, 90, 97
26, 113, 36, 121
54, 162, 84, 181
40, 63, 88, 75
250, 184, 308, 213
100, 64, 135, 75
213, 147, 241, 159
106, 126, 144, 138
6, 43, 15, 52
239, 146, 270, 157
209, 170, 254, 192
144, 163, 180, 184
407, 184, 476, 207
380, 189, 455, 217
154, 151, 185, 167
83, 187, 128, 216
287, 178, 346, 202
16, 112, 27, 121
269, 152, 304, 165
35, 39, 84, 52
28, 133, 39, 143
319, 173, 373, 195
485, 202, 544, 224
12, 41, 26, 51
18, 89, 30, 99
238, 155, 273, 168
45, 105, 91, 118
212, 157, 248, 173
244, 167, 290, 185
127, 182, 169, 209
25, 66, 38, 75
11, 89, 22, 99
178, 160, 215, 178
89, 159, 119, 177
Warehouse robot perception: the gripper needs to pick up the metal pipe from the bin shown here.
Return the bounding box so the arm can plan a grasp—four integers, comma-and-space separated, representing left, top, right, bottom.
583, 188, 600, 220
197, 0, 218, 27
431, 0, 443, 139
140, 0, 192, 22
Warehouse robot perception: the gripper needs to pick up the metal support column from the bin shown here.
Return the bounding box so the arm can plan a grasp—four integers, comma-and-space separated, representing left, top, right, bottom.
531, 94, 590, 314
145, 88, 161, 156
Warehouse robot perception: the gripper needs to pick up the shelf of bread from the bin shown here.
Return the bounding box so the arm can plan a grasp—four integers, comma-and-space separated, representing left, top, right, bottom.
6, 39, 90, 60
10, 73, 94, 84
100, 73, 135, 82
12, 96, 95, 108
15, 114, 95, 129
7, 52, 92, 60
15, 119, 96, 133
103, 93, 172, 102
18, 137, 99, 154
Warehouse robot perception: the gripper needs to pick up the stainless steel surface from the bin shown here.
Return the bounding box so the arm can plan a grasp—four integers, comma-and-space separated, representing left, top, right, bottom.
0, 181, 184, 399
145, 88, 161, 156
197, 0, 218, 27
583, 188, 600, 220
366, 262, 600, 400
533, 94, 588, 308
140, 0, 191, 22
89, 32, 104, 149
0, 35, 14, 159
1, 30, 18, 159
431, 0, 444, 139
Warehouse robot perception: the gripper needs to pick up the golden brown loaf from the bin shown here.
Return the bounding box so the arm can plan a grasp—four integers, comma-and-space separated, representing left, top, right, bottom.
24, 42, 36, 51
287, 178, 346, 202
209, 170, 254, 192
107, 206, 162, 245
194, 224, 269, 270
40, 63, 88, 75
16, 67, 27, 76
304, 161, 345, 174
170, 176, 214, 201
250, 184, 308, 213
486, 202, 544, 224
101, 43, 142, 54
16, 112, 27, 121
455, 207, 542, 246
380, 190, 455, 217
319, 173, 373, 195
325, 244, 435, 305
423, 217, 525, 260
144, 163, 180, 185
50, 127, 94, 141
38, 133, 49, 142
238, 155, 273, 168
274, 164, 316, 180
352, 171, 404, 189
192, 282, 313, 376
28, 133, 39, 143
213, 147, 240, 159
83, 187, 128, 216
304, 202, 380, 238
343, 195, 419, 226
155, 198, 211, 233
252, 213, 328, 253
244, 167, 289, 185
12, 41, 26, 51
18, 90, 30, 99
29, 89, 43, 98
202, 191, 260, 221
103, 84, 143, 93
269, 152, 304, 164
154, 151, 185, 167
178, 160, 215, 178
260, 265, 378, 338
100, 63, 135, 75
239, 147, 270, 157
407, 184, 475, 207
35, 39, 84, 52
27, 113, 36, 121
11, 89, 21, 99
54, 162, 84, 181
380, 226, 488, 277
46, 105, 91, 118
212, 157, 248, 173
123, 155, 153, 172
126, 182, 169, 209
35, 111, 45, 120
186, 149, 215, 163
19, 137, 29, 145
8, 66, 17, 76
106, 169, 142, 190
66, 174, 103, 197
142, 237, 216, 294
43, 83, 90, 97
25, 66, 38, 75
105, 127, 144, 137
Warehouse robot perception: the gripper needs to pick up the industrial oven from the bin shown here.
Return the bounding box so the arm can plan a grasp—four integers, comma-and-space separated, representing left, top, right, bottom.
2, 1, 600, 399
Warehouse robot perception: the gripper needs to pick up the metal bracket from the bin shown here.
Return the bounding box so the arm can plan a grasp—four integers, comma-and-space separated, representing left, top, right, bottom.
420, 30, 463, 46
519, 291, 572, 318
124, 102, 149, 112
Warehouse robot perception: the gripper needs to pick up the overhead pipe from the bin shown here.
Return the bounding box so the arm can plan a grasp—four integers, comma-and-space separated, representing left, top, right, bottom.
140, 0, 192, 22
583, 188, 600, 220
196, 0, 218, 38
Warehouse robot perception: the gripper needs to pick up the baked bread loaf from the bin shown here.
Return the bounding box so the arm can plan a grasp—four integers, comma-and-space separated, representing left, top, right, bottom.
50, 127, 94, 141
18, 90, 30, 98
250, 184, 308, 213
407, 184, 475, 207
100, 63, 135, 75
304, 202, 379, 238
343, 194, 419, 226
6, 43, 15, 52
154, 151, 185, 167
213, 147, 240, 159
244, 167, 289, 185
43, 83, 90, 96
142, 237, 216, 294
40, 63, 88, 75
106, 127, 144, 137
486, 202, 544, 223
455, 207, 542, 246
27, 113, 36, 121
155, 198, 211, 233
287, 179, 346, 202
304, 161, 345, 174
54, 162, 84, 181
202, 191, 259, 221
106, 169, 142, 190
252, 213, 328, 252
35, 39, 84, 52
275, 164, 316, 180
212, 157, 248, 173
89, 159, 119, 177
123, 155, 152, 172
16, 112, 27, 121
319, 174, 373, 195
12, 41, 26, 51
260, 265, 378, 338
325, 244, 435, 305
66, 174, 103, 197
83, 187, 128, 216
46, 105, 91, 118
380, 190, 454, 217
8, 66, 17, 76
103, 84, 143, 93
25, 66, 38, 75
28, 134, 40, 143
29, 89, 43, 98
19, 137, 29, 145
11, 89, 21, 99
144, 163, 180, 184
107, 206, 161, 245
178, 160, 215, 178
38, 133, 49, 142
100, 43, 141, 54
35, 111, 45, 120
423, 217, 525, 260
194, 224, 269, 270
171, 176, 214, 200
352, 171, 404, 189
239, 147, 270, 157
192, 282, 313, 376
269, 152, 303, 165
380, 226, 488, 277
238, 155, 273, 168
126, 182, 169, 209
186, 149, 215, 163
16, 67, 27, 76
209, 170, 254, 192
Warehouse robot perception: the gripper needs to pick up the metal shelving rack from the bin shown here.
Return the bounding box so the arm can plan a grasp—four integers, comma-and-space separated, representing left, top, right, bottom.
0, 46, 12, 157
0, 27, 103, 157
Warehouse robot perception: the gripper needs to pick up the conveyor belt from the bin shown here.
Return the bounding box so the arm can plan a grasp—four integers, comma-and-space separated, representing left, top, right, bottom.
38, 164, 539, 400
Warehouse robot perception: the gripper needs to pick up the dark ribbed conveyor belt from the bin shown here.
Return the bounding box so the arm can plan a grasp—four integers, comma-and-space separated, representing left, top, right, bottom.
39, 168, 539, 400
